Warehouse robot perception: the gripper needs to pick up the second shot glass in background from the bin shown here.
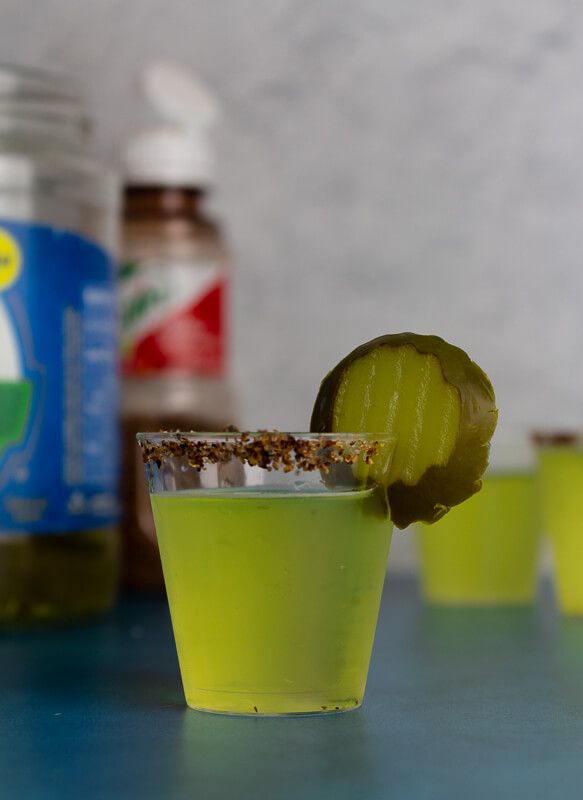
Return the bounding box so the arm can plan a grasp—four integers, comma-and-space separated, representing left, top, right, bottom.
535, 432, 583, 616
416, 429, 539, 606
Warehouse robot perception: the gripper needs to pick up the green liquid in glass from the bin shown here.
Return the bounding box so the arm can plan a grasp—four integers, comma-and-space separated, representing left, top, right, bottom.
417, 473, 538, 606
538, 447, 583, 615
151, 486, 391, 715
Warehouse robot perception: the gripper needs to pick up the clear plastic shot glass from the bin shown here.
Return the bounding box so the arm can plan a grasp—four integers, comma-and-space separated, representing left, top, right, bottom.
416, 429, 539, 606
138, 431, 394, 715
535, 432, 583, 616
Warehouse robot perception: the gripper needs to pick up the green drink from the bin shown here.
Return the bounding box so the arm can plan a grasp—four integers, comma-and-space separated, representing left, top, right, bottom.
140, 432, 393, 715
139, 333, 498, 714
536, 440, 583, 615
152, 486, 390, 714
417, 471, 538, 606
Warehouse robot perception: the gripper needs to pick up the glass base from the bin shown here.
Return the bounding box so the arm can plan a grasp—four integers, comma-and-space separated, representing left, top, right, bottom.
422, 591, 535, 608
185, 688, 363, 716
557, 596, 583, 616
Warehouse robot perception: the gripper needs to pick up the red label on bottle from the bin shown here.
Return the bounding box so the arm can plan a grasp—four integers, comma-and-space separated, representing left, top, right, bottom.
120, 261, 226, 377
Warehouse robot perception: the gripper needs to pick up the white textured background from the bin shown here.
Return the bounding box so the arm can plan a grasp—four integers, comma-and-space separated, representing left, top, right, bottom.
0, 0, 579, 570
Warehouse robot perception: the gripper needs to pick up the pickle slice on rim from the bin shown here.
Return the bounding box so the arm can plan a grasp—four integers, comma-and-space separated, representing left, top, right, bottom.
310, 333, 497, 528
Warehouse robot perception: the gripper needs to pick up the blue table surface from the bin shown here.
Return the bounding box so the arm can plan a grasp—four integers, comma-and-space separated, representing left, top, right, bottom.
1, 577, 583, 800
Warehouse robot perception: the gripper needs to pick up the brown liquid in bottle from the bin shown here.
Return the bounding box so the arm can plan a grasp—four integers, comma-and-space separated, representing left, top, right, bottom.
120, 187, 234, 592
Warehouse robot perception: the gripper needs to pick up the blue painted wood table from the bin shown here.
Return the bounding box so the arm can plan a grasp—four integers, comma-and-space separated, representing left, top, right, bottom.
1, 578, 582, 799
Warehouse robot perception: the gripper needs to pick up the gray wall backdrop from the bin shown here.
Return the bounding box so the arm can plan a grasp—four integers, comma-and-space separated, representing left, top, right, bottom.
0, 0, 578, 570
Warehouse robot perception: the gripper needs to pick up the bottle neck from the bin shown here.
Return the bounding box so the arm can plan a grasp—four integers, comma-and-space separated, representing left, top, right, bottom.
123, 186, 208, 220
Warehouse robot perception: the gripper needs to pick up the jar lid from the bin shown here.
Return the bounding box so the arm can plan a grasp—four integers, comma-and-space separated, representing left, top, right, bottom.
124, 62, 219, 187
0, 63, 79, 101
0, 63, 89, 143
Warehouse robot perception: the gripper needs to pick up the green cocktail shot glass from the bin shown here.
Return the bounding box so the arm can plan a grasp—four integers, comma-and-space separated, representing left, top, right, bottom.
535, 435, 583, 616
416, 472, 538, 606
138, 432, 394, 716
416, 432, 539, 606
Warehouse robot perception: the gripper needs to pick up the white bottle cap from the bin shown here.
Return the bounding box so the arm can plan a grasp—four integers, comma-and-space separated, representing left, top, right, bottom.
124, 62, 219, 187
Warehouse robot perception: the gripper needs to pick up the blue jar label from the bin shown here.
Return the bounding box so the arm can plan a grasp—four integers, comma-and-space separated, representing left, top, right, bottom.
0, 219, 119, 533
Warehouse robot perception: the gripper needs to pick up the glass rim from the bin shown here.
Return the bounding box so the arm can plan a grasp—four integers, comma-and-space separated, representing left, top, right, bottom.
137, 431, 395, 473
531, 429, 583, 449
136, 431, 395, 443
